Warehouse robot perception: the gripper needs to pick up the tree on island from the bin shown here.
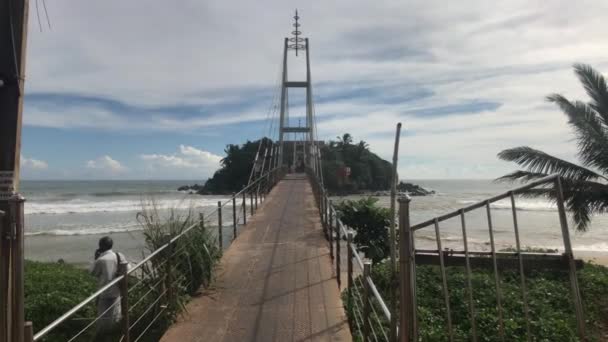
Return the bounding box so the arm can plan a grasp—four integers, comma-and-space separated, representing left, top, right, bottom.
321, 133, 392, 194
498, 64, 608, 231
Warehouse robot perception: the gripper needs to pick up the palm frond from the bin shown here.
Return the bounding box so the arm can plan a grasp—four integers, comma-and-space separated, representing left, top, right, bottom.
494, 170, 549, 183
547, 94, 608, 173
497, 146, 602, 181
573, 63, 608, 125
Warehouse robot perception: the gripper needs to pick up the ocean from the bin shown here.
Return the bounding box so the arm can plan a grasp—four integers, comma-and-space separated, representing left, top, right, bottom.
21, 179, 608, 265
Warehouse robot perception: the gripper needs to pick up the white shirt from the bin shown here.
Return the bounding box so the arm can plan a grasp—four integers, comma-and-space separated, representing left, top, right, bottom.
90, 249, 128, 299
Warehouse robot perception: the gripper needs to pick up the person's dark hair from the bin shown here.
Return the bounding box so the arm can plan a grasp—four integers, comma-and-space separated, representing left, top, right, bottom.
98, 236, 113, 252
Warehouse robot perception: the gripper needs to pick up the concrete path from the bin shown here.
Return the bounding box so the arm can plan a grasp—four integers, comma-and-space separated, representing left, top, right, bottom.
161, 174, 351, 342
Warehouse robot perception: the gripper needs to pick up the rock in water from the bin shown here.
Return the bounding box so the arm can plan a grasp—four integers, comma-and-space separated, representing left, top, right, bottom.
396, 182, 435, 196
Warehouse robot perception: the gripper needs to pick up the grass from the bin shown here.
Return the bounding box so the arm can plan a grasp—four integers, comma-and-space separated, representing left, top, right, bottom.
343, 260, 608, 341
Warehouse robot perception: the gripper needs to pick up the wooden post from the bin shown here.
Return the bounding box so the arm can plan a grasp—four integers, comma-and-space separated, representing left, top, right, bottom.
0, 0, 29, 341
217, 201, 223, 250
347, 232, 354, 310
232, 194, 237, 240
242, 192, 247, 225
328, 201, 334, 259
254, 191, 258, 210
118, 261, 130, 342
9, 195, 25, 341
399, 197, 416, 342
165, 236, 174, 308
363, 261, 372, 342
23, 322, 32, 342
199, 213, 205, 232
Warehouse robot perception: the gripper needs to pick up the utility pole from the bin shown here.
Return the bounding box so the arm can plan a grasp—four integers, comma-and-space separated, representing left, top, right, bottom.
0, 1, 30, 342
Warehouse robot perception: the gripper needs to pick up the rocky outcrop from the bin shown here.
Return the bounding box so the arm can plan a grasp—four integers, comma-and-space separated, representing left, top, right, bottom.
396, 182, 435, 196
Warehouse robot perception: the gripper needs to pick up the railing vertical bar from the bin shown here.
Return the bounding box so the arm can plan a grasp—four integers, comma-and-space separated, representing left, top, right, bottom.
254, 190, 258, 210
433, 218, 454, 341
509, 192, 531, 341
119, 260, 130, 342
347, 232, 354, 311
217, 201, 223, 250
459, 210, 478, 342
250, 192, 254, 216
363, 261, 372, 342
336, 221, 341, 288
328, 201, 334, 259
242, 192, 247, 225
486, 201, 505, 341
554, 177, 585, 339
232, 194, 237, 240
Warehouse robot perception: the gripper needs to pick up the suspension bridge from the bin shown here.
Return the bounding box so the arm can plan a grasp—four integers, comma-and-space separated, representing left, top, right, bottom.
0, 5, 589, 342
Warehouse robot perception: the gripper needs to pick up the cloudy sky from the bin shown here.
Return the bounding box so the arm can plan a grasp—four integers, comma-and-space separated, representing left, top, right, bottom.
20, 0, 608, 180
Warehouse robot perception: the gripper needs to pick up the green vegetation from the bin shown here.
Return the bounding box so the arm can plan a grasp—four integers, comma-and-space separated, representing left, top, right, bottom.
334, 197, 391, 263
336, 198, 608, 341
498, 64, 608, 231
321, 133, 392, 194
344, 261, 608, 341
26, 203, 221, 342
25, 260, 97, 342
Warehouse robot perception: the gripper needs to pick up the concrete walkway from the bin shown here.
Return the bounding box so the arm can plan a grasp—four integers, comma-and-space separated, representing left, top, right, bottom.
161, 174, 351, 342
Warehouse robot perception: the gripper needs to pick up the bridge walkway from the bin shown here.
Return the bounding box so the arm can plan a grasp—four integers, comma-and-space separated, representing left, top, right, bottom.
161, 174, 351, 342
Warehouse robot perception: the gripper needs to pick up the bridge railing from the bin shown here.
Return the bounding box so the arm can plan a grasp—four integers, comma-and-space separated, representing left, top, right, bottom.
32, 166, 286, 342
399, 174, 585, 341
307, 168, 393, 342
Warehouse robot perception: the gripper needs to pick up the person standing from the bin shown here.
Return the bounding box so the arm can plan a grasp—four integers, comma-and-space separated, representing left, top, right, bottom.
90, 236, 129, 341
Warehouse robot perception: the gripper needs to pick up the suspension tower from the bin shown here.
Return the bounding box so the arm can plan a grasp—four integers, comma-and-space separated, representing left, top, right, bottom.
278, 10, 318, 172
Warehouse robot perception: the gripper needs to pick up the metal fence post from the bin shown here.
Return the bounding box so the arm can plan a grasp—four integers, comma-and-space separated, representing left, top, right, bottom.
399, 196, 416, 342
118, 261, 130, 342
217, 201, 223, 250
336, 221, 341, 288
255, 191, 258, 210
347, 232, 354, 309
232, 194, 237, 240
554, 177, 585, 339
363, 261, 372, 342
250, 192, 254, 216
242, 192, 247, 225
328, 201, 334, 259
0, 209, 6, 342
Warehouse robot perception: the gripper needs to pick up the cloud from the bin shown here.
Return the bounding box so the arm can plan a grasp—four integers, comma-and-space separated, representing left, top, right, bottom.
21, 1, 608, 179
21, 156, 48, 170
86, 155, 127, 174
140, 145, 222, 179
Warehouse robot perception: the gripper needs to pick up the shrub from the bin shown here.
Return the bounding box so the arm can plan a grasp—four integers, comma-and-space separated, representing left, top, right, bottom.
25, 260, 97, 342
334, 197, 391, 262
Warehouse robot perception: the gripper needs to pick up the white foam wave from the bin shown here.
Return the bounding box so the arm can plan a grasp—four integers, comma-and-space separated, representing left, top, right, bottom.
25, 197, 229, 215
459, 198, 556, 211
26, 224, 143, 236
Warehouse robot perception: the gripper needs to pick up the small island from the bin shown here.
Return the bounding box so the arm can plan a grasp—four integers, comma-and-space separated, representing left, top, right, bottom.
179, 134, 409, 196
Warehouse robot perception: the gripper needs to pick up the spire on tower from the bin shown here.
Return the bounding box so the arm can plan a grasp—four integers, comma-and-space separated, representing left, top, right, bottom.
288, 9, 306, 56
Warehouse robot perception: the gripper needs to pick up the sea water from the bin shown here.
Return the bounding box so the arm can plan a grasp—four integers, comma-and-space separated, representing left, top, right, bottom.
20, 179, 608, 264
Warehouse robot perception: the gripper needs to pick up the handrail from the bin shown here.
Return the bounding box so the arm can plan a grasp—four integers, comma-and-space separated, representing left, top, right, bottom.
411, 174, 559, 231
33, 166, 285, 341
367, 277, 391, 320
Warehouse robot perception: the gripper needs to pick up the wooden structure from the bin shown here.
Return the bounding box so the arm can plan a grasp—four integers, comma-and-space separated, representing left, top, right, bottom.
0, 1, 29, 341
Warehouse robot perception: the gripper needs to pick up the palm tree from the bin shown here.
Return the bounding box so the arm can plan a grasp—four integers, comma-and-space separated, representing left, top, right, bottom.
497, 64, 608, 231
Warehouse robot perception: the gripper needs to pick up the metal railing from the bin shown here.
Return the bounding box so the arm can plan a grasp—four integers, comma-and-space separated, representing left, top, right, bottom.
32, 166, 286, 342
399, 174, 585, 342
308, 168, 392, 342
